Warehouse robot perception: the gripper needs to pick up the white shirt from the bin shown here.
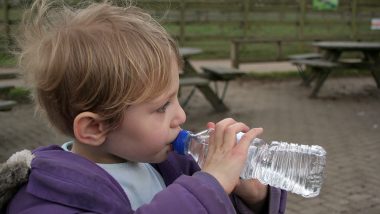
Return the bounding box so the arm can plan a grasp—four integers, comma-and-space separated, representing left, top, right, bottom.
61, 142, 166, 210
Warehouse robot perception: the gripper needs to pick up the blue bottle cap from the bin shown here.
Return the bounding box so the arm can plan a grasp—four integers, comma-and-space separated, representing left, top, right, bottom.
172, 130, 190, 155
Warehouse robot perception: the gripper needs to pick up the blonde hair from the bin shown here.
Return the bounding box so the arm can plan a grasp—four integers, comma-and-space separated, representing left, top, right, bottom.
17, 0, 182, 137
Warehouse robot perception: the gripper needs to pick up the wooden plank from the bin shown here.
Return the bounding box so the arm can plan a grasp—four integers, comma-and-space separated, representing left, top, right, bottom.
179, 76, 209, 86
290, 59, 341, 68
165, 19, 299, 25
231, 35, 358, 44
0, 85, 15, 93
201, 66, 245, 81
0, 100, 16, 111
0, 72, 18, 80
288, 53, 322, 60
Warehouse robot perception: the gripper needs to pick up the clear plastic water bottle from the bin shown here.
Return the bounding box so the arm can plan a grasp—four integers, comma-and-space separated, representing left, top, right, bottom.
172, 129, 327, 198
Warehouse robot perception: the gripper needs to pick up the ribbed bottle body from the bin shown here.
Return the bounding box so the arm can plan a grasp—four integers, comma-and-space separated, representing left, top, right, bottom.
240, 141, 326, 198
172, 129, 326, 198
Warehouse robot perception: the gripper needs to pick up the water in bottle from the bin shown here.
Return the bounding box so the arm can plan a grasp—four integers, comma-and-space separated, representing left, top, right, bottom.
172, 129, 326, 198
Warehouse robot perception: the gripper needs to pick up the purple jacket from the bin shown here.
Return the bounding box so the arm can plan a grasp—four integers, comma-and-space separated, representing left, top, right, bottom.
6, 145, 286, 213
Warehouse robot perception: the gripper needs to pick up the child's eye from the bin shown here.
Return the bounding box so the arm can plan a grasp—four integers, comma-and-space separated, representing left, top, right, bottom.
157, 102, 170, 113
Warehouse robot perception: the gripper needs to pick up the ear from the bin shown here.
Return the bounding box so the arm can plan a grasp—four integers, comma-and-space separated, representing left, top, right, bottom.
73, 112, 107, 146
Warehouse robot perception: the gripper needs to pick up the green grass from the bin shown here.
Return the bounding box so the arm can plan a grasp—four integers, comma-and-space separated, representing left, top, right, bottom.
0, 53, 17, 67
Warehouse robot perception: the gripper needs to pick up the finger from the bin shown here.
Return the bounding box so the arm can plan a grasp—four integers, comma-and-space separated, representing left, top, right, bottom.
207, 122, 216, 148
239, 128, 263, 143
223, 122, 250, 149
214, 118, 237, 149
235, 128, 263, 155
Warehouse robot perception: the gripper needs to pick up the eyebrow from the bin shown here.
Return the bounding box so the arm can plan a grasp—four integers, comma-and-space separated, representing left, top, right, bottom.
150, 89, 177, 106
162, 91, 177, 104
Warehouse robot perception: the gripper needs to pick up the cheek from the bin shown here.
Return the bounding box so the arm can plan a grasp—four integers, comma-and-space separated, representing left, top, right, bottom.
126, 116, 170, 143
123, 121, 168, 147
150, 129, 170, 144
137, 128, 168, 147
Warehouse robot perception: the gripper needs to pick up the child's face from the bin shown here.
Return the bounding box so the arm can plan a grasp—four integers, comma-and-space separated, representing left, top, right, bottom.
102, 59, 186, 163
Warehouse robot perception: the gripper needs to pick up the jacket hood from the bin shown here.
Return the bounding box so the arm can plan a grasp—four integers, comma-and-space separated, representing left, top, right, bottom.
2, 145, 131, 213
0, 150, 34, 210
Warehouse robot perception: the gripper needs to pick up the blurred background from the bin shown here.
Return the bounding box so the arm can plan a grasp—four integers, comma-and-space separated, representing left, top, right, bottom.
1, 0, 380, 65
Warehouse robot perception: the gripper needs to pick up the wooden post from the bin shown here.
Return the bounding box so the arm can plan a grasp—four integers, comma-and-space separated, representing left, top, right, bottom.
351, 0, 357, 39
276, 40, 283, 61
179, 0, 186, 45
231, 41, 240, 69
298, 0, 305, 40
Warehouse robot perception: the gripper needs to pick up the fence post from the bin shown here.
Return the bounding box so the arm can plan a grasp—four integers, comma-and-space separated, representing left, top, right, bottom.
276, 40, 283, 61
179, 0, 186, 45
351, 0, 357, 39
231, 41, 240, 69
298, 0, 305, 40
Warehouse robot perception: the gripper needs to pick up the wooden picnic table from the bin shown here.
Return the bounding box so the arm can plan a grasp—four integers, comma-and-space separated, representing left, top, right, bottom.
299, 41, 380, 97
179, 47, 203, 75
179, 47, 229, 112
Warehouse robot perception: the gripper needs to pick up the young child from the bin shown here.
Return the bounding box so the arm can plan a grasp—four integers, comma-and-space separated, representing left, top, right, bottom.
1, 0, 286, 213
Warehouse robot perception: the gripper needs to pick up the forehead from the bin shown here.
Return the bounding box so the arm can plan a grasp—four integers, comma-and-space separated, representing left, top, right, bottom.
131, 57, 179, 106
129, 50, 180, 103
148, 66, 179, 104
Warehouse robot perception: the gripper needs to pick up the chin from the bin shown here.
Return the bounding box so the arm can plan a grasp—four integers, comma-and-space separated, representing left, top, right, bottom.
151, 152, 171, 163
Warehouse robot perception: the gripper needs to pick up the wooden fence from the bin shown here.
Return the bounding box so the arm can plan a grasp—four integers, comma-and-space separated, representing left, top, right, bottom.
1, 0, 380, 61
230, 36, 380, 68
139, 0, 380, 43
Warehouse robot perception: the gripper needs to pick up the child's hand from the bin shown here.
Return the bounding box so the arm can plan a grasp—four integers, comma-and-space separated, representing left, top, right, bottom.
201, 118, 263, 194
234, 179, 268, 212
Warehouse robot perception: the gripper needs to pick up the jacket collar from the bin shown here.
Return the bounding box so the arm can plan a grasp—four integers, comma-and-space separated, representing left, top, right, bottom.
28, 145, 131, 213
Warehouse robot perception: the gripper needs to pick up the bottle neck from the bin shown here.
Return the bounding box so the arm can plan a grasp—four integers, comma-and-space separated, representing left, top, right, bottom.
172, 130, 191, 155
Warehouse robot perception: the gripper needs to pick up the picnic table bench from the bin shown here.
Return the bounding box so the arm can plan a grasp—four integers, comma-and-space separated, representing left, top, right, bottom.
291, 59, 342, 96
0, 84, 16, 111
288, 53, 322, 61
179, 47, 229, 112
179, 48, 245, 112
179, 66, 245, 111
0, 100, 17, 111
289, 53, 323, 85
290, 41, 380, 97
0, 69, 19, 111
0, 72, 18, 80
201, 66, 246, 101
179, 76, 209, 108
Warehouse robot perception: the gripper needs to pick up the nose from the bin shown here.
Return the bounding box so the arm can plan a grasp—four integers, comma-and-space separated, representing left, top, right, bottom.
171, 100, 186, 128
